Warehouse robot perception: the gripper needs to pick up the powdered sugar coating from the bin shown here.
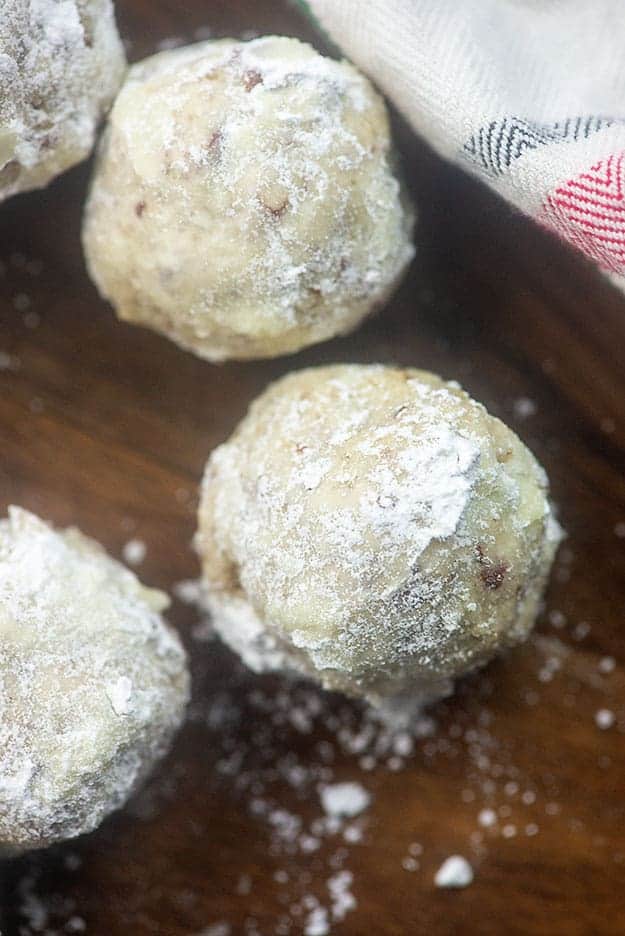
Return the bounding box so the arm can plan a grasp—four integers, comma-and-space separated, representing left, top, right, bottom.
0, 0, 125, 202
0, 507, 189, 854
82, 36, 415, 361
197, 365, 562, 704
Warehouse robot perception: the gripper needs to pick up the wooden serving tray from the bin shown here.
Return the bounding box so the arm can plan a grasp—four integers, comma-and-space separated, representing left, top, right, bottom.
1, 2, 624, 933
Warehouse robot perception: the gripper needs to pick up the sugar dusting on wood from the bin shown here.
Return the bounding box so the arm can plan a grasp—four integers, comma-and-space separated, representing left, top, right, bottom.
12, 603, 624, 932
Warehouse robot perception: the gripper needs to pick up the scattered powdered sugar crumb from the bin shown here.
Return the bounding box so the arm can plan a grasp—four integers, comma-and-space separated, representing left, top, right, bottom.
23, 310, 40, 329
434, 855, 474, 889
64, 852, 82, 871
548, 609, 566, 629
171, 578, 216, 642
513, 397, 537, 419
122, 538, 147, 565
193, 25, 213, 40
304, 905, 330, 936
572, 621, 591, 641
236, 874, 252, 896
601, 418, 615, 435
13, 291, 31, 311
614, 522, 625, 539
328, 870, 356, 920
0, 350, 18, 370
65, 917, 86, 933
320, 782, 371, 818
174, 578, 206, 605
478, 808, 497, 828
595, 709, 615, 730
194, 924, 231, 936
598, 656, 616, 674
343, 823, 364, 843
17, 872, 49, 932
29, 395, 44, 414
155, 35, 186, 51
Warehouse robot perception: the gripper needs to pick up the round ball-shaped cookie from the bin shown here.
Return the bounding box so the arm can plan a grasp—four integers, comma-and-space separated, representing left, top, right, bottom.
197, 365, 562, 706
0, 0, 125, 203
82, 36, 415, 362
0, 508, 189, 854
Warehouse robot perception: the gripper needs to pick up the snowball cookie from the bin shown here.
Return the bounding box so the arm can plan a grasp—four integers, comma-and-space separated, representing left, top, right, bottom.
82, 36, 415, 362
0, 0, 125, 203
0, 508, 189, 854
197, 365, 562, 706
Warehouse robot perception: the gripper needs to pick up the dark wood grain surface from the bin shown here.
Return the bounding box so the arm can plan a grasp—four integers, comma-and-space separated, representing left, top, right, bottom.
1, 2, 625, 934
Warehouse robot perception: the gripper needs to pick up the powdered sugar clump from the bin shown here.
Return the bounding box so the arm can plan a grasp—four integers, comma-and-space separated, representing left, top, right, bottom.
105, 675, 134, 716
123, 537, 147, 565
434, 855, 474, 888
320, 782, 371, 819
304, 906, 330, 936
478, 808, 497, 828
595, 708, 615, 730
327, 870, 356, 920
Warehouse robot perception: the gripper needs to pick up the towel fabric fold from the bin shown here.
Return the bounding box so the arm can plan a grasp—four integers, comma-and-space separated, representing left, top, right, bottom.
308, 0, 625, 292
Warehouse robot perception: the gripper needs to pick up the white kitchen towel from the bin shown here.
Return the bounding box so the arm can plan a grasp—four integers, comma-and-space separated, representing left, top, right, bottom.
306, 0, 625, 291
